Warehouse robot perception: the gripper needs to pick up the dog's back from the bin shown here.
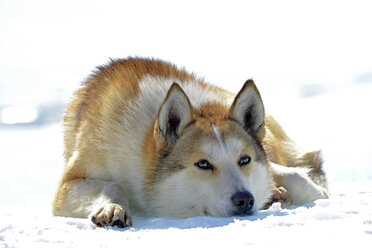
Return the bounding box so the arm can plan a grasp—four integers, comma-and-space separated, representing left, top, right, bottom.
63, 58, 200, 162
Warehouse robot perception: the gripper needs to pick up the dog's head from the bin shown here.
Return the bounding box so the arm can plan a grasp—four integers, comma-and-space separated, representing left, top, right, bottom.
148, 80, 272, 218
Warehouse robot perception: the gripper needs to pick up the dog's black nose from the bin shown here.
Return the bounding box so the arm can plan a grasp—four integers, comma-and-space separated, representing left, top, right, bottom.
231, 191, 255, 215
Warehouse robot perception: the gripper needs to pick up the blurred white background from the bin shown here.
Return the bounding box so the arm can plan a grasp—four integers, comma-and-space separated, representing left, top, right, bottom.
1, 0, 371, 127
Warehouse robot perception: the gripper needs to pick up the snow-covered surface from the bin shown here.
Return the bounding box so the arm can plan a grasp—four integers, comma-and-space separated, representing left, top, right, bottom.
1, 0, 372, 247
2, 192, 372, 248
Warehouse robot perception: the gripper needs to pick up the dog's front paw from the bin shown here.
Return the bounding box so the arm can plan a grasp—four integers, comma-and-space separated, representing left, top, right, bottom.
272, 186, 292, 208
91, 203, 132, 228
262, 186, 292, 209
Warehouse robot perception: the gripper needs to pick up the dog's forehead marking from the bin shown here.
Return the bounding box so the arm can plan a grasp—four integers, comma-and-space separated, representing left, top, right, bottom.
207, 125, 243, 161
209, 125, 247, 192
212, 125, 226, 152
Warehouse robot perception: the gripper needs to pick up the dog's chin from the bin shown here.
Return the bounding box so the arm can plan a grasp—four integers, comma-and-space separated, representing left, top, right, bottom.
229, 206, 258, 217
229, 210, 255, 217
205, 208, 257, 218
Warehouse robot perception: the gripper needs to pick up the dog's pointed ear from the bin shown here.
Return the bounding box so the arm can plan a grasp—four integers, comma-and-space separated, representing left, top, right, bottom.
229, 80, 265, 140
158, 83, 193, 143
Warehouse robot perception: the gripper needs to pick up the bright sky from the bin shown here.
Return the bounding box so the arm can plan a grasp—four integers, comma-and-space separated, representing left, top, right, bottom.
0, 0, 371, 103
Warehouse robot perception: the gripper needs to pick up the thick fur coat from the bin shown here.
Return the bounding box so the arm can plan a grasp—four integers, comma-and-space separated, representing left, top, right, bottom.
53, 58, 328, 228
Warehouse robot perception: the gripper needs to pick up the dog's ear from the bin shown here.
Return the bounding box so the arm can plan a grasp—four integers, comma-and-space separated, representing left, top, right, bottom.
229, 80, 265, 140
158, 83, 193, 143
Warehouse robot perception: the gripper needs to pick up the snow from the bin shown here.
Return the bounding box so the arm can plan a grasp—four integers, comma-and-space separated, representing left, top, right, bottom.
1, 0, 372, 247
1, 184, 372, 247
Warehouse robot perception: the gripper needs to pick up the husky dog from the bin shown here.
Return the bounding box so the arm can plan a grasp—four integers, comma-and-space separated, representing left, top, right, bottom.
53, 58, 328, 228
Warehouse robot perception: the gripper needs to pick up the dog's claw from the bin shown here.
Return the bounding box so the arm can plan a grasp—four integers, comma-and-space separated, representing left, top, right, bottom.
112, 219, 125, 228
276, 187, 292, 207
263, 186, 292, 209
91, 203, 132, 228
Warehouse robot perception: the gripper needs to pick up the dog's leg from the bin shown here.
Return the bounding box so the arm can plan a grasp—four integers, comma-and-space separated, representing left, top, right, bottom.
53, 179, 132, 228
269, 162, 329, 206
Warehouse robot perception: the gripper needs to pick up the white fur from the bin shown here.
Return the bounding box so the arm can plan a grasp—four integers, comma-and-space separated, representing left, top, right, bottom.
207, 126, 272, 215
150, 171, 206, 217
59, 179, 129, 219
210, 125, 243, 161
152, 125, 272, 217
270, 162, 329, 205
248, 162, 273, 211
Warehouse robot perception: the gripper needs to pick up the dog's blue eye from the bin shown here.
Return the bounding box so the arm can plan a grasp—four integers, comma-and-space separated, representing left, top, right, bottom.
195, 160, 214, 170
238, 155, 251, 167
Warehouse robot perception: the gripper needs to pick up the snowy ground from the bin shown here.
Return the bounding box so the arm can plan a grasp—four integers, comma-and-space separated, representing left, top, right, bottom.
1, 0, 372, 247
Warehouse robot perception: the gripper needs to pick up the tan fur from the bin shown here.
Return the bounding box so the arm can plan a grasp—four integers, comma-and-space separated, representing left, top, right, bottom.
53, 57, 328, 227
194, 103, 230, 130
55, 58, 207, 212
